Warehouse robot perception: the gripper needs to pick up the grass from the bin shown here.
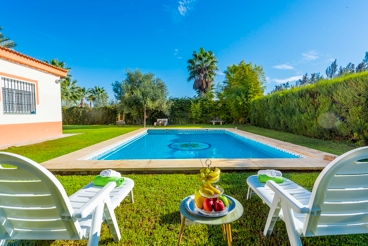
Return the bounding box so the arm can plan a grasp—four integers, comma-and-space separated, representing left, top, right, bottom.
2, 125, 141, 163
3, 124, 365, 245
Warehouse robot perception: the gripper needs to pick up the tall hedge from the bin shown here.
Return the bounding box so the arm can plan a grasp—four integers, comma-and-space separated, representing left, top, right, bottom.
62, 106, 118, 125
249, 72, 368, 145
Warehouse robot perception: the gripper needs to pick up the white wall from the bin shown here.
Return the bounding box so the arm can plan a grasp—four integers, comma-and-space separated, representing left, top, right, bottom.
0, 58, 62, 125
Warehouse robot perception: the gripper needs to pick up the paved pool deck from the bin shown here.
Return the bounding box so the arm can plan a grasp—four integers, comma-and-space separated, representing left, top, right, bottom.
41, 128, 335, 174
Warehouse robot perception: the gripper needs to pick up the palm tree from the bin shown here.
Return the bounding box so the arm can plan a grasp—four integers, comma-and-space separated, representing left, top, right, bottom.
78, 87, 91, 107
61, 76, 81, 107
0, 27, 16, 48
187, 47, 218, 96
89, 86, 108, 107
44, 59, 71, 70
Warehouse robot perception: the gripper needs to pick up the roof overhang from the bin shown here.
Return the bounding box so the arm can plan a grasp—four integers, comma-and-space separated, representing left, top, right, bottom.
0, 46, 68, 77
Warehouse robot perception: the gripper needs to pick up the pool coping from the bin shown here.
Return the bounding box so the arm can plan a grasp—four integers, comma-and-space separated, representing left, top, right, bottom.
41, 128, 334, 174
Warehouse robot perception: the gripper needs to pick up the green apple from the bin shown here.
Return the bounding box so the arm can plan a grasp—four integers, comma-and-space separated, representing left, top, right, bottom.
218, 195, 229, 207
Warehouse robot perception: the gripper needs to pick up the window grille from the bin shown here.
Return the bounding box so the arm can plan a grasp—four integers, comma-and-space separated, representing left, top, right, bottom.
1, 77, 36, 114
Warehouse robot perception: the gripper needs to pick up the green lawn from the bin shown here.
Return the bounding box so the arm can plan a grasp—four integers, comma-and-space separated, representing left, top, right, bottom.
3, 125, 365, 245
2, 125, 141, 163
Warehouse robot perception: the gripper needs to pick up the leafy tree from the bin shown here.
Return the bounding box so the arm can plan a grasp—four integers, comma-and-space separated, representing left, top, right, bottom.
0, 27, 16, 48
111, 81, 124, 101
223, 60, 265, 123
363, 52, 368, 70
326, 59, 338, 78
282, 82, 290, 89
119, 69, 170, 127
356, 62, 365, 73
190, 100, 202, 124
187, 47, 218, 96
89, 86, 108, 107
310, 73, 323, 83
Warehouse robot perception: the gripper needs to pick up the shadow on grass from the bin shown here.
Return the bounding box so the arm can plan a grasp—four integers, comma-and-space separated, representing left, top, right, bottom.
159, 211, 181, 225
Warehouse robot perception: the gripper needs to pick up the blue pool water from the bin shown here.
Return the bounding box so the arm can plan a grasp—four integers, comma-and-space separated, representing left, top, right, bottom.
91, 129, 300, 160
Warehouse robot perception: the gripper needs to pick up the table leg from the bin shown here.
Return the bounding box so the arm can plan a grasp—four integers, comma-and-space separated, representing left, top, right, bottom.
177, 214, 186, 246
225, 223, 232, 246
221, 224, 226, 241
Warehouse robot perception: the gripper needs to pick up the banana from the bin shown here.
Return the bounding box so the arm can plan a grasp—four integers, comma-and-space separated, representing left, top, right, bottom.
204, 167, 210, 174
200, 186, 214, 196
203, 187, 214, 195
206, 176, 220, 183
207, 167, 221, 178
203, 182, 221, 194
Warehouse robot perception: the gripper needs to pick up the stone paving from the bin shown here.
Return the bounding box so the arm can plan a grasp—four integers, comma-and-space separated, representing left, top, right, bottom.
41, 128, 334, 174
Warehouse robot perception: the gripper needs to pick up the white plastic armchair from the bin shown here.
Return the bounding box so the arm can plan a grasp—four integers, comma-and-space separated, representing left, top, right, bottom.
249, 146, 368, 246
0, 152, 133, 246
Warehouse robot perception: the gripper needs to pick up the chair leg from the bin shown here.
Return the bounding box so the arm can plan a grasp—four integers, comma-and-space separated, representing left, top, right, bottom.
129, 189, 134, 203
281, 202, 302, 246
246, 187, 252, 200
264, 196, 281, 236
103, 199, 121, 242
88, 203, 104, 246
177, 214, 186, 246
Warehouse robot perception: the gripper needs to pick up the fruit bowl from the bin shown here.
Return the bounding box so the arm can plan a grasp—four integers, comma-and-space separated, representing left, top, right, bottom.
199, 186, 224, 198
194, 201, 229, 217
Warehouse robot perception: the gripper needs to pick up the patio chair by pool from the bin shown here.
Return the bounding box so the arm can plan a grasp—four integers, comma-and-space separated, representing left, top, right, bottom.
247, 146, 368, 246
155, 118, 168, 126
0, 152, 134, 246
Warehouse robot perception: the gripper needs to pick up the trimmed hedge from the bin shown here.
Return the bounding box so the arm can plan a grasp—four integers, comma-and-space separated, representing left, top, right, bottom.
249, 72, 368, 145
62, 106, 118, 125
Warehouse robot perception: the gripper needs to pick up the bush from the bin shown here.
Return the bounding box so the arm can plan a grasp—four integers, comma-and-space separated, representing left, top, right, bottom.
62, 106, 118, 125
249, 72, 368, 145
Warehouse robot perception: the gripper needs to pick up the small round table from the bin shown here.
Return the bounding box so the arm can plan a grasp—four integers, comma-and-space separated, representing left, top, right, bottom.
177, 195, 244, 246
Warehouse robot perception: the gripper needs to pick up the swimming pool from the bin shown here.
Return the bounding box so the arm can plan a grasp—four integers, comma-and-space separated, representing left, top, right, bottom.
87, 129, 301, 160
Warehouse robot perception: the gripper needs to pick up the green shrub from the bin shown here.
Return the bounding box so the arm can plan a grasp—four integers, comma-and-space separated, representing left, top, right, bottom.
62, 106, 119, 125
249, 72, 368, 145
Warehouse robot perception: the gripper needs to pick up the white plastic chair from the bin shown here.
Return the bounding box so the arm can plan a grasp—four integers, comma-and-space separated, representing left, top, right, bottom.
0, 152, 134, 246
247, 146, 368, 246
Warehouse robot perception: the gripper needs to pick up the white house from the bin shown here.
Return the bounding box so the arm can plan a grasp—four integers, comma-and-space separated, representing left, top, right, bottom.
0, 46, 68, 148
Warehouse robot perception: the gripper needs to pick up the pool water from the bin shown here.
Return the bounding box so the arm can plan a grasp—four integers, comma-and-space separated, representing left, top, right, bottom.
92, 129, 300, 160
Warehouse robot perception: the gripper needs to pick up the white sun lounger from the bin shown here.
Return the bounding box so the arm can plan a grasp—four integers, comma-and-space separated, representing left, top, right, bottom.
247, 146, 368, 246
0, 152, 134, 246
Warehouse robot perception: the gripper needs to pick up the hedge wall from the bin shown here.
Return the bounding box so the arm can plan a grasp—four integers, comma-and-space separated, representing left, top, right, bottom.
62, 106, 118, 125
249, 72, 368, 145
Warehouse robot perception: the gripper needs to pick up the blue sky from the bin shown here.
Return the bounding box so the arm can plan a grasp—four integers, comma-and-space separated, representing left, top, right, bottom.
2, 0, 368, 100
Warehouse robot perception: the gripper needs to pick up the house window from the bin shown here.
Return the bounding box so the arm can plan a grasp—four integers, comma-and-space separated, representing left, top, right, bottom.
1, 77, 36, 114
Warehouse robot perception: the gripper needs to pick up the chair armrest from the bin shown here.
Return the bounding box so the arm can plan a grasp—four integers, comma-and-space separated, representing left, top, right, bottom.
73, 182, 117, 218
266, 180, 310, 214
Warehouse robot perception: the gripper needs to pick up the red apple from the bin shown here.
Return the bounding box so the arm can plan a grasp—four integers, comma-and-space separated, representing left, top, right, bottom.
214, 200, 225, 212
211, 197, 218, 202
203, 198, 213, 212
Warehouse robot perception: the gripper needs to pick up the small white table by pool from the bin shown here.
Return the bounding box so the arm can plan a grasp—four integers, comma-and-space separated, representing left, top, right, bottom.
177, 195, 244, 246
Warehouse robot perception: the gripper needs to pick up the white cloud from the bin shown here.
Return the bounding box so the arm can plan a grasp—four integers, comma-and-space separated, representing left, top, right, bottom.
216, 71, 225, 76
174, 49, 179, 55
273, 76, 303, 83
265, 76, 271, 83
177, 56, 182, 59
302, 50, 318, 61
178, 0, 196, 16
273, 64, 294, 70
